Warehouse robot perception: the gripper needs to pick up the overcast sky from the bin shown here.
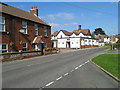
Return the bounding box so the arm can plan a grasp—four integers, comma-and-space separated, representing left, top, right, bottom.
4, 2, 118, 35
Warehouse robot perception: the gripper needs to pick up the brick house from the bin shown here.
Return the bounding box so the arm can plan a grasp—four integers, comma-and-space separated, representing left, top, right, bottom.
0, 3, 52, 53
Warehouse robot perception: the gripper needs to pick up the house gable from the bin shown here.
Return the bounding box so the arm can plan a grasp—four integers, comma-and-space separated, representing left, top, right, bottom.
57, 30, 67, 38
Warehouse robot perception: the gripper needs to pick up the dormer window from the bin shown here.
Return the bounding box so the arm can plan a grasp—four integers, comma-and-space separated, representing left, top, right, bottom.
60, 35, 62, 38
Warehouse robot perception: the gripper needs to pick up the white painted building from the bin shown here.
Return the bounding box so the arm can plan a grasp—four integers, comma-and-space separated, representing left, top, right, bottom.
51, 25, 99, 49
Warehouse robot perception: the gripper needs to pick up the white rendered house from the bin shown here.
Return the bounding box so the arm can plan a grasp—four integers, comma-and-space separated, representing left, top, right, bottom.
51, 25, 99, 49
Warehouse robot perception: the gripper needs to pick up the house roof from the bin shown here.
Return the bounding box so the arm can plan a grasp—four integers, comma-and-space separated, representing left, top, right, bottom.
72, 29, 91, 35
61, 30, 72, 36
52, 31, 59, 36
1, 3, 50, 26
52, 29, 91, 37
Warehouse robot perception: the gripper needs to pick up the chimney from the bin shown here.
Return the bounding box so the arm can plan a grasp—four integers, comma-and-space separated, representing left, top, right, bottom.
78, 25, 81, 30
30, 6, 38, 16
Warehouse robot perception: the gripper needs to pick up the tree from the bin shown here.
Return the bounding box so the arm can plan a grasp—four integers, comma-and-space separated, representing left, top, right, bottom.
91, 32, 95, 38
94, 28, 106, 35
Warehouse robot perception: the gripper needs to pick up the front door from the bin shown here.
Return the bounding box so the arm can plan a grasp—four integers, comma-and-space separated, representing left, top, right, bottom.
66, 42, 70, 48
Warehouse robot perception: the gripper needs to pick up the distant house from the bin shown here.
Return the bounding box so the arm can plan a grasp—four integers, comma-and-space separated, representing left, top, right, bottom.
0, 3, 52, 53
95, 34, 118, 46
51, 25, 99, 49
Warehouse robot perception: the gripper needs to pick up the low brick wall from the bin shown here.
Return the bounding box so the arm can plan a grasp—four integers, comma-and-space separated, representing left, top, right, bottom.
1, 49, 58, 62
1, 51, 42, 62
44, 49, 58, 55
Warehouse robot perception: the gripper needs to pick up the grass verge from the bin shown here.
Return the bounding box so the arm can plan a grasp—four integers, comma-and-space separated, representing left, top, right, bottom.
92, 54, 119, 78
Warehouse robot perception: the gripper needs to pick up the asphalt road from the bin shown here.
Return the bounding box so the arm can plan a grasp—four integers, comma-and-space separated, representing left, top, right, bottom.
2, 46, 118, 88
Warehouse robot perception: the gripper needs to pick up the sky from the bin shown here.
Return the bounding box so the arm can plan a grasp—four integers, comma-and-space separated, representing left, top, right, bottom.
4, 2, 118, 35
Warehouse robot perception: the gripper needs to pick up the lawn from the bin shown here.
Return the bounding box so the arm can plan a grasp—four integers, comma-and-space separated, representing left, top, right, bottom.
92, 54, 119, 78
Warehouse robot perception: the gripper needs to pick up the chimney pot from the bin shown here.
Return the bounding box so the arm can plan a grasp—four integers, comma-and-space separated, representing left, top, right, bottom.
78, 25, 81, 30
30, 6, 38, 16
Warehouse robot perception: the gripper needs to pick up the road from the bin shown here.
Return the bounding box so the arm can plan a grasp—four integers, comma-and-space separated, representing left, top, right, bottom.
2, 47, 118, 88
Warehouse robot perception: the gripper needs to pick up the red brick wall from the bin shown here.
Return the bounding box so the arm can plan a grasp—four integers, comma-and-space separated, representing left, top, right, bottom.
1, 13, 52, 52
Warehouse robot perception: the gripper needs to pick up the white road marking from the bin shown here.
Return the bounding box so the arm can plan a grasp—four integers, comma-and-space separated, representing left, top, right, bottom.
45, 81, 54, 87
56, 76, 63, 81
64, 73, 69, 76
78, 65, 82, 67
44, 60, 90, 87
85, 60, 90, 64
75, 67, 79, 70
70, 70, 74, 72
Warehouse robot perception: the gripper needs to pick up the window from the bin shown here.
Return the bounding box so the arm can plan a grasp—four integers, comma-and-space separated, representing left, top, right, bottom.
44, 26, 47, 36
22, 42, 27, 51
0, 43, 8, 53
34, 24, 38, 35
22, 22, 27, 34
44, 43, 47, 48
0, 17, 5, 31
61, 35, 62, 38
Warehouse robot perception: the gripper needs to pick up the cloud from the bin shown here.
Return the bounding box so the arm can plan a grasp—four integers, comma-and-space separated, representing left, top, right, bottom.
49, 23, 60, 27
42, 13, 75, 20
64, 22, 78, 25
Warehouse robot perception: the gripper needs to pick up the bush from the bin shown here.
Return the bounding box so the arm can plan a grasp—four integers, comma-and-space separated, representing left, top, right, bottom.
105, 43, 112, 46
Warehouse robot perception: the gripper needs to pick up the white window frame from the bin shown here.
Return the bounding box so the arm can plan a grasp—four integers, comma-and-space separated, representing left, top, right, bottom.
44, 26, 47, 36
34, 24, 38, 35
0, 16, 5, 32
0, 43, 8, 52
22, 42, 28, 51
22, 22, 27, 34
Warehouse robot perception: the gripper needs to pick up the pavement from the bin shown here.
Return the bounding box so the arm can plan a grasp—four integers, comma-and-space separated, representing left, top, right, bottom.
2, 46, 119, 88
59, 48, 80, 54
105, 50, 120, 54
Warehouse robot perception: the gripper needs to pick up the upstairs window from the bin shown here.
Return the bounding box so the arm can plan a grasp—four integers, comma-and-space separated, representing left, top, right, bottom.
0, 17, 5, 32
60, 35, 62, 38
44, 26, 47, 36
0, 43, 8, 53
34, 24, 38, 35
22, 22, 27, 34
22, 42, 27, 51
